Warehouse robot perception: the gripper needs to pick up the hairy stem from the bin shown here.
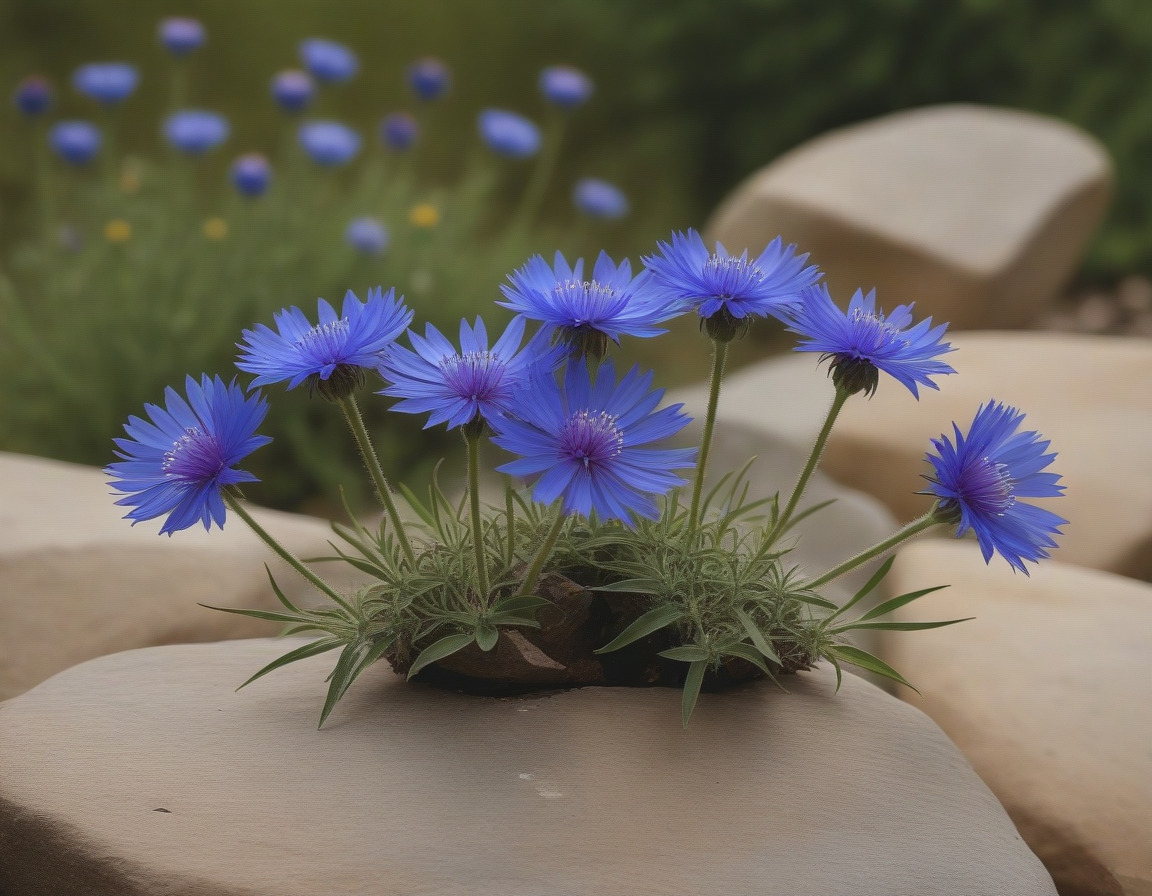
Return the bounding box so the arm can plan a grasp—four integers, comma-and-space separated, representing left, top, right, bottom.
806, 510, 940, 591
688, 339, 728, 535
464, 430, 491, 604
520, 507, 568, 598
773, 386, 850, 541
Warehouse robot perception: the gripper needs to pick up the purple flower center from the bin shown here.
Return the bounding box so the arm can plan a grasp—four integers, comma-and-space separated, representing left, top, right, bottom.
551, 278, 623, 323
958, 456, 1016, 516
848, 308, 911, 354
560, 410, 623, 470
439, 350, 507, 401
703, 255, 763, 296
163, 427, 223, 481
296, 318, 350, 361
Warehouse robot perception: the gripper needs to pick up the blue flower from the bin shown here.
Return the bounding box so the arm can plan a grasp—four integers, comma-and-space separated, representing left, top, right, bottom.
158, 17, 206, 57
406, 57, 450, 101
297, 121, 361, 166
237, 287, 412, 400
923, 400, 1066, 574
783, 284, 955, 397
72, 62, 138, 105
13, 76, 52, 118
379, 112, 419, 151
572, 178, 628, 220
378, 316, 556, 431
492, 358, 696, 524
231, 153, 271, 197
164, 110, 229, 155
49, 121, 101, 165
500, 250, 681, 359
643, 229, 822, 341
270, 70, 314, 114
299, 38, 358, 84
345, 216, 389, 255
478, 109, 541, 159
539, 65, 593, 108
106, 374, 271, 536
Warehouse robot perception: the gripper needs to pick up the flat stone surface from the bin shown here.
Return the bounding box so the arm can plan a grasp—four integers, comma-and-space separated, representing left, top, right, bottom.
705, 103, 1111, 329
883, 540, 1152, 896
0, 639, 1056, 896
0, 451, 366, 699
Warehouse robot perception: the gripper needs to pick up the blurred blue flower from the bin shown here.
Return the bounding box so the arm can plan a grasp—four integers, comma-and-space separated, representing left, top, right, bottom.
492, 358, 696, 524
379, 112, 419, 151
782, 284, 956, 398
379, 316, 556, 431
49, 121, 101, 165
299, 38, 358, 84
572, 178, 629, 220
500, 250, 679, 359
106, 374, 271, 536
539, 65, 593, 108
158, 17, 206, 57
297, 120, 361, 166
237, 286, 412, 400
270, 70, 314, 114
231, 153, 271, 197
923, 400, 1066, 574
345, 217, 389, 255
644, 229, 822, 340
164, 110, 229, 155
406, 57, 451, 101
72, 62, 138, 105
13, 75, 52, 118
478, 109, 541, 159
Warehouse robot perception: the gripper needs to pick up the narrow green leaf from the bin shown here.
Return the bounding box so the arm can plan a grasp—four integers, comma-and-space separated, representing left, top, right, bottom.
589, 578, 663, 595
857, 585, 950, 621
779, 498, 836, 533
475, 622, 499, 652
734, 607, 782, 665
407, 632, 476, 679
319, 640, 376, 728
398, 482, 437, 527
826, 652, 844, 692
721, 642, 771, 675
200, 604, 310, 625
831, 618, 973, 633
264, 565, 301, 614
828, 645, 920, 694
489, 594, 552, 615
681, 660, 708, 729
486, 614, 541, 629
594, 604, 685, 654
658, 645, 710, 662
825, 556, 896, 624
237, 638, 343, 690
791, 592, 839, 610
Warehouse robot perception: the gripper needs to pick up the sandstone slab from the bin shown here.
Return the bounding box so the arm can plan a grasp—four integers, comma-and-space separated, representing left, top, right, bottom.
0, 638, 1056, 896
883, 540, 1152, 896
706, 103, 1111, 329
0, 451, 365, 699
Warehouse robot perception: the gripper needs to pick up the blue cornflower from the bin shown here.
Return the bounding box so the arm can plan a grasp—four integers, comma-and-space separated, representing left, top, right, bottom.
406, 57, 451, 101
573, 178, 628, 220
923, 400, 1066, 574
270, 70, 314, 114
644, 229, 822, 341
231, 153, 271, 198
13, 76, 52, 118
380, 112, 419, 151
158, 17, 206, 57
164, 110, 229, 155
783, 284, 955, 398
539, 65, 593, 108
298, 121, 361, 166
72, 62, 138, 105
478, 109, 541, 159
237, 287, 412, 400
106, 374, 271, 536
299, 38, 358, 84
49, 121, 101, 166
500, 251, 681, 360
378, 316, 555, 431
345, 217, 389, 255
492, 358, 696, 524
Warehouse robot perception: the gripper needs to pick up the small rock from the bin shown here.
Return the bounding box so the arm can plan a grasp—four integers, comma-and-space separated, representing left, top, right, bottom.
1116, 275, 1152, 314
1074, 292, 1118, 332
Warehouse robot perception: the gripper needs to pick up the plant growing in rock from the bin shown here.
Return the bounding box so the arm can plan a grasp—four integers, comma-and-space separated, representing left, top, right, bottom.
106, 230, 1067, 727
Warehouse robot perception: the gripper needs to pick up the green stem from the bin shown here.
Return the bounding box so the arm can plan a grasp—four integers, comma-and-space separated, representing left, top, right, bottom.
774, 386, 850, 539
806, 509, 941, 591
520, 507, 567, 598
464, 430, 491, 604
338, 395, 415, 566
505, 477, 515, 570
688, 339, 728, 534
225, 491, 353, 613
508, 110, 565, 237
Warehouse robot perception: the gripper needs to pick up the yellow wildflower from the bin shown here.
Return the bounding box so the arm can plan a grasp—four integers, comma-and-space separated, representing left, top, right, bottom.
408, 203, 440, 228
203, 217, 228, 240
104, 219, 132, 243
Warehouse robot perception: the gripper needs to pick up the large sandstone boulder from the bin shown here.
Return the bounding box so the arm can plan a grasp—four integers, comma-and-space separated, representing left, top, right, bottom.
706, 104, 1111, 330
0, 451, 366, 699
882, 540, 1152, 896
0, 638, 1056, 895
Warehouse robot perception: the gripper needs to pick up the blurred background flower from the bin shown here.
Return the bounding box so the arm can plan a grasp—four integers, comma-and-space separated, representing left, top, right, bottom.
406, 56, 450, 101
72, 61, 138, 105
158, 17, 206, 57
297, 120, 361, 165
477, 108, 541, 158
539, 65, 592, 109
299, 37, 358, 85
164, 109, 229, 155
